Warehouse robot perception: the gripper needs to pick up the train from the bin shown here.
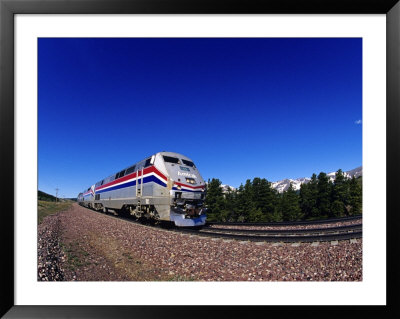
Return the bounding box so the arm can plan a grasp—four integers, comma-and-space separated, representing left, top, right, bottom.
77, 151, 207, 227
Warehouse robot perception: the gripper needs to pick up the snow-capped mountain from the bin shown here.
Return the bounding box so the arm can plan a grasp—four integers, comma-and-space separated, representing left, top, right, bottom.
221, 184, 236, 193
204, 182, 236, 193
271, 166, 362, 193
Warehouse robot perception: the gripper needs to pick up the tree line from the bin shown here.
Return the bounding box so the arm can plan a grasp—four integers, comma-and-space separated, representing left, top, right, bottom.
204, 169, 362, 222
38, 190, 57, 202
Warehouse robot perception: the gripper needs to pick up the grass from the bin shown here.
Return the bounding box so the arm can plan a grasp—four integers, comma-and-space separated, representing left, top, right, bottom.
38, 200, 73, 224
61, 241, 91, 271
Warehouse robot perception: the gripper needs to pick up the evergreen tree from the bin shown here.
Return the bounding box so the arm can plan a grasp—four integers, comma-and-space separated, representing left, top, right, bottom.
248, 207, 264, 222
299, 178, 319, 220
269, 207, 283, 222
222, 186, 235, 221
252, 177, 277, 222
234, 184, 247, 222
280, 183, 303, 221
299, 182, 310, 217
331, 169, 349, 217
241, 179, 255, 222
258, 178, 279, 221
204, 178, 225, 221
348, 176, 362, 215
317, 172, 331, 218
310, 174, 320, 218
331, 200, 345, 217
249, 178, 263, 222
252, 177, 262, 208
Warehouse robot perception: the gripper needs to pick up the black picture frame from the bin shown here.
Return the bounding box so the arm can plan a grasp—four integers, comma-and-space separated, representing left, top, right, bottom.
1, 0, 399, 318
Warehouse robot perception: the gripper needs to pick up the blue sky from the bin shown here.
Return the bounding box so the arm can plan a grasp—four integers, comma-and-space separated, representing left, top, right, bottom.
38, 38, 362, 198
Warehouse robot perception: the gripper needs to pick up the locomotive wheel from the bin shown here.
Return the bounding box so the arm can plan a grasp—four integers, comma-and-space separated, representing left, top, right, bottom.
113, 209, 120, 216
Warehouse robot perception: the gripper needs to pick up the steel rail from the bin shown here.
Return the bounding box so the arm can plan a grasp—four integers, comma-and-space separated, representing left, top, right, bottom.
207, 214, 362, 227
173, 228, 363, 243
207, 223, 362, 235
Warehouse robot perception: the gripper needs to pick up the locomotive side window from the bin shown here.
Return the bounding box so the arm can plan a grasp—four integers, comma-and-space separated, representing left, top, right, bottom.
95, 180, 104, 187
182, 159, 195, 168
163, 156, 180, 164
126, 165, 136, 174
144, 158, 152, 167
116, 169, 126, 179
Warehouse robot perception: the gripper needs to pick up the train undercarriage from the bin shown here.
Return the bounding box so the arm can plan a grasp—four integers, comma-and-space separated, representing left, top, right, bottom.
83, 198, 206, 227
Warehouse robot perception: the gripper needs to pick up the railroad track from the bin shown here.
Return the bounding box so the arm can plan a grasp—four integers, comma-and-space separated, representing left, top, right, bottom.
172, 225, 362, 243
206, 223, 362, 235
207, 214, 362, 226
84, 205, 362, 243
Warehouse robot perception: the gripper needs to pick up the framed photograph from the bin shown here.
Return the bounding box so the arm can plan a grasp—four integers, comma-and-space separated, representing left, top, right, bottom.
1, 0, 399, 317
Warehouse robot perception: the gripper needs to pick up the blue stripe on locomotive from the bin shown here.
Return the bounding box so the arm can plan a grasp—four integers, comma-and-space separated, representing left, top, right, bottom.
95, 175, 167, 195
94, 175, 203, 195
172, 187, 203, 193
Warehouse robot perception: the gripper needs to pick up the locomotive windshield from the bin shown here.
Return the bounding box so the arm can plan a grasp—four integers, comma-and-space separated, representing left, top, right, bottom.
163, 156, 180, 164
182, 159, 195, 167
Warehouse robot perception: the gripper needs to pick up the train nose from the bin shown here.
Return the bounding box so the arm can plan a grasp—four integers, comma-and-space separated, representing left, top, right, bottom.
185, 203, 197, 217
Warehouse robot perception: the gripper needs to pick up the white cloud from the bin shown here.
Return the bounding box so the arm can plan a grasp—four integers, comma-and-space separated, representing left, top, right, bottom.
355, 119, 362, 125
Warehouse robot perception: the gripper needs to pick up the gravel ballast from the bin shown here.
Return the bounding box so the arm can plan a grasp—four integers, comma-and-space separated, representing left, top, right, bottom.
37, 203, 362, 281
37, 213, 66, 281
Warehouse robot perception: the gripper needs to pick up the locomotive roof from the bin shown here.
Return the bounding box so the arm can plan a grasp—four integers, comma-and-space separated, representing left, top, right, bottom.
156, 151, 194, 162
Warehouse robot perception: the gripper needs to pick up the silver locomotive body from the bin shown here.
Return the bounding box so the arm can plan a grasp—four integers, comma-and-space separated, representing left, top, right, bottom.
79, 186, 95, 206
77, 152, 206, 227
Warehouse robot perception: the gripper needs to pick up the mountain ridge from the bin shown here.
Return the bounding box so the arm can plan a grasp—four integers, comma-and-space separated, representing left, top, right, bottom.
207, 166, 362, 193
271, 166, 362, 193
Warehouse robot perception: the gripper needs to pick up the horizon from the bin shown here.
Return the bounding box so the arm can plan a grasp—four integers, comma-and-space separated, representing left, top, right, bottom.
39, 164, 363, 198
38, 38, 362, 198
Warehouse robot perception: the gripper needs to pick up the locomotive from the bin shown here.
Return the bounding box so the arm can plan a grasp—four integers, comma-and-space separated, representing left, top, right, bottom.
77, 151, 207, 227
